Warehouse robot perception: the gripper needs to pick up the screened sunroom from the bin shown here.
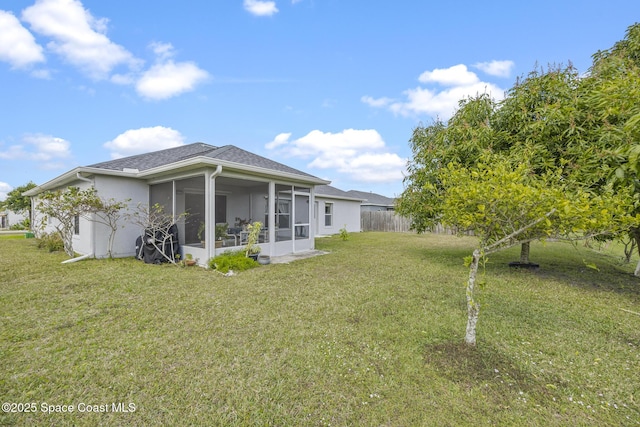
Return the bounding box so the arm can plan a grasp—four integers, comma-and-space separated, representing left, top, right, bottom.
148, 169, 315, 265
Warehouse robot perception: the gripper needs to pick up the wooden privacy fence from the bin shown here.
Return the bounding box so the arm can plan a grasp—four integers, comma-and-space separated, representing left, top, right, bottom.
360, 211, 474, 235
360, 211, 412, 233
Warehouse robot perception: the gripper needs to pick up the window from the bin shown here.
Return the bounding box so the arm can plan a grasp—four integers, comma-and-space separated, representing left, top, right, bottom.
324, 203, 333, 227
74, 214, 80, 235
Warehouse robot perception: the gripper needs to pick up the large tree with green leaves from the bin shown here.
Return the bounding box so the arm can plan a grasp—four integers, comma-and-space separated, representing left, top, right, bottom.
1, 182, 37, 215
584, 23, 640, 274
397, 96, 632, 345
397, 23, 640, 345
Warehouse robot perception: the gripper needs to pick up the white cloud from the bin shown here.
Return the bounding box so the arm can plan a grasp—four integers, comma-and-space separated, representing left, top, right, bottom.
266, 132, 292, 149
244, 0, 279, 16
136, 60, 209, 100
12, 1, 208, 100
0, 181, 12, 201
0, 10, 45, 69
266, 129, 405, 183
30, 68, 51, 79
21, 0, 139, 79
388, 82, 504, 118
149, 41, 175, 61
364, 63, 508, 120
361, 95, 393, 108
0, 134, 71, 169
104, 126, 185, 158
474, 60, 515, 78
23, 134, 71, 160
134, 42, 209, 100
418, 64, 479, 86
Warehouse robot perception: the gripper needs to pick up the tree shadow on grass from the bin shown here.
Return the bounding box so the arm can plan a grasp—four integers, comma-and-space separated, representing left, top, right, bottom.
476, 244, 640, 300
424, 341, 563, 405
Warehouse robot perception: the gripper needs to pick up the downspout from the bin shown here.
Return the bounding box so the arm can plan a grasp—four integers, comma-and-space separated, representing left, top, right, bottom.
62, 253, 92, 264
64, 172, 95, 263
208, 165, 223, 261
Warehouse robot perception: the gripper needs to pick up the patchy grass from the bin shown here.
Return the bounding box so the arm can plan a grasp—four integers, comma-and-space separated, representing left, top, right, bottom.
1, 233, 639, 426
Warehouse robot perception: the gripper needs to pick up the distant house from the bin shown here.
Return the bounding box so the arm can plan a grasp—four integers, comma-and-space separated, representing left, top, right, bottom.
25, 143, 360, 264
314, 185, 363, 235
345, 190, 396, 212
0, 210, 27, 229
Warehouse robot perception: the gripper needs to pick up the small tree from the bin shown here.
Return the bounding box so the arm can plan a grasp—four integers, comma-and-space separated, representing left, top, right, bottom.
244, 221, 263, 257
84, 197, 130, 258
36, 187, 102, 257
435, 159, 631, 346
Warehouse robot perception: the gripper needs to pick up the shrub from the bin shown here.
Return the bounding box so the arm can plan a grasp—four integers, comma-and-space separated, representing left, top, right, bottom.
208, 250, 258, 273
36, 232, 64, 252
9, 218, 30, 230
339, 225, 349, 241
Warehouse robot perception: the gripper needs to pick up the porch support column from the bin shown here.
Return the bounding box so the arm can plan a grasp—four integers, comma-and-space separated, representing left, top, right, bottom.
268, 181, 275, 253
310, 186, 316, 249
207, 165, 223, 260
204, 170, 212, 260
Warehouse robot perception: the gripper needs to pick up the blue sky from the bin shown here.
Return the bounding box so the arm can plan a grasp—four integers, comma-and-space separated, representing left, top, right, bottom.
1, 0, 639, 200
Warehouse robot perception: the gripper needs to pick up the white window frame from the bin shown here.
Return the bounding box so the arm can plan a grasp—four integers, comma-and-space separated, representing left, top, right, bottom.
324, 202, 333, 227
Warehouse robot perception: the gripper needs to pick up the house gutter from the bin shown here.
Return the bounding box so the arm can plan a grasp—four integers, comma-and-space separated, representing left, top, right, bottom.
76, 172, 93, 184
211, 164, 223, 179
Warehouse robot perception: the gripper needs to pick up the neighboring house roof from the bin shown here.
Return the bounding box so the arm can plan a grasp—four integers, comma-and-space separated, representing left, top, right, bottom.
345, 190, 396, 207
25, 143, 329, 196
315, 185, 364, 202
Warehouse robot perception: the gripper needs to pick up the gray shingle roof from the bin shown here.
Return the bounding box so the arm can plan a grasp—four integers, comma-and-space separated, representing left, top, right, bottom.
205, 145, 318, 178
315, 185, 363, 200
345, 190, 395, 206
88, 143, 319, 179
89, 143, 216, 171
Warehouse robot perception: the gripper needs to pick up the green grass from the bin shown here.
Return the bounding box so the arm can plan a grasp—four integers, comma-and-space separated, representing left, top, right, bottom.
1, 233, 639, 426
0, 234, 26, 240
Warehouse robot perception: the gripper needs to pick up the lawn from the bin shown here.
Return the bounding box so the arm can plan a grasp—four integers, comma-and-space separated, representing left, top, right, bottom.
1, 232, 639, 426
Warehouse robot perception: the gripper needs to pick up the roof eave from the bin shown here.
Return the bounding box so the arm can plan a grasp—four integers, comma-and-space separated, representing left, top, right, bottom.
23, 167, 141, 196
315, 194, 364, 202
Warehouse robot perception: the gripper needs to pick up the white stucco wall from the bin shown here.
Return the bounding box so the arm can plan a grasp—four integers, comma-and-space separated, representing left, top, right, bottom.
91, 175, 149, 258
315, 197, 361, 235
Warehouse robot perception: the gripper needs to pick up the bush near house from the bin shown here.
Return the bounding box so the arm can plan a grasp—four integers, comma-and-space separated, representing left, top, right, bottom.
35, 231, 64, 252
208, 250, 258, 273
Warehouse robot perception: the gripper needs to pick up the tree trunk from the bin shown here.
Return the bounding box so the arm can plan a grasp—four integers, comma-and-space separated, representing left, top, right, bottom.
632, 228, 640, 277
465, 249, 481, 346
107, 230, 115, 259
520, 242, 530, 264
61, 229, 74, 257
